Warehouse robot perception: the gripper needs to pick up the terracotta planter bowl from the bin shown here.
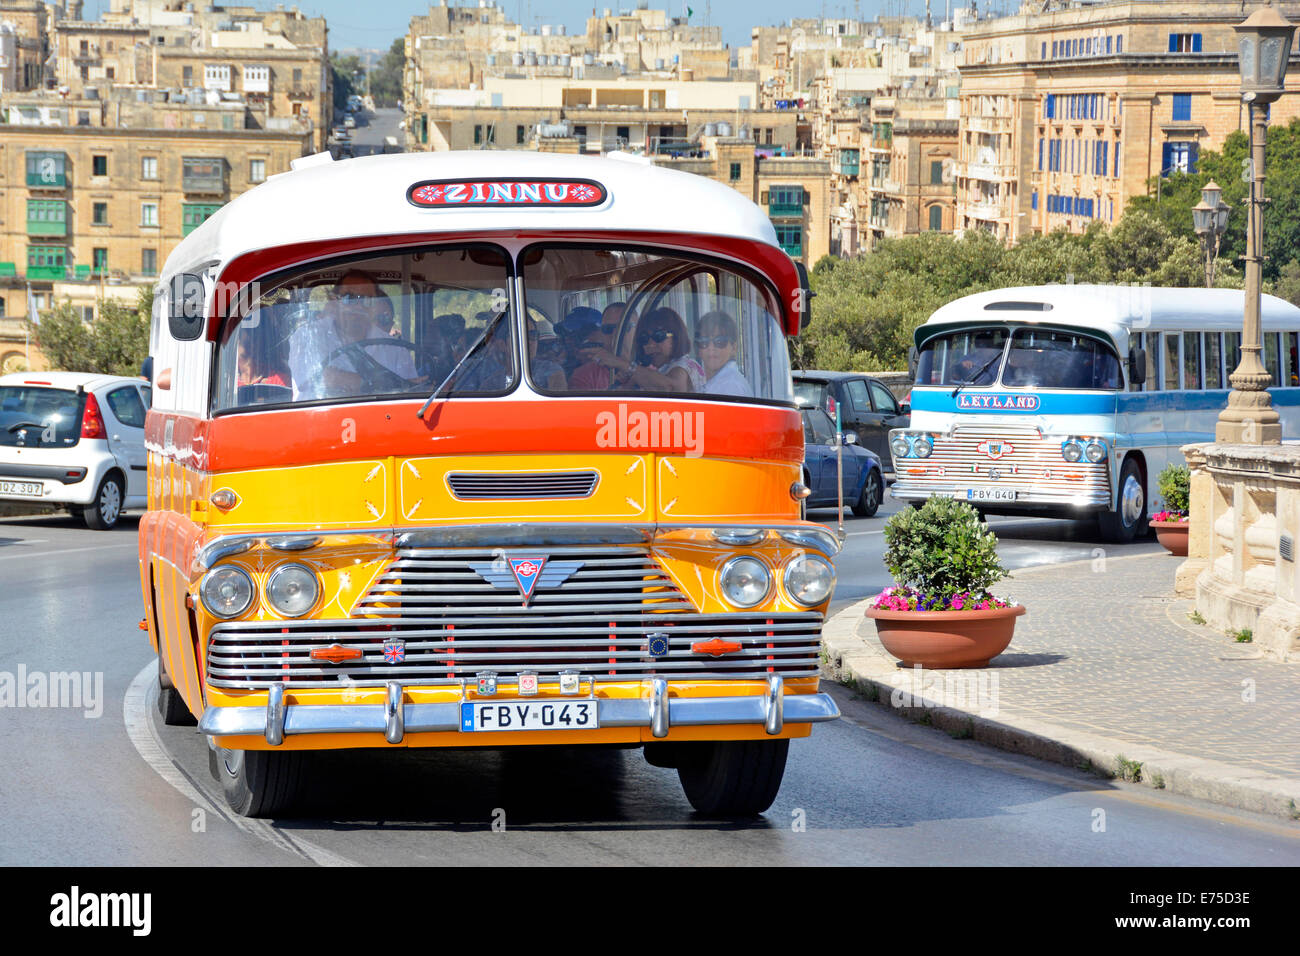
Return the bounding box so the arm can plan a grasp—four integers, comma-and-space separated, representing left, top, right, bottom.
866, 603, 1025, 669
1151, 520, 1189, 556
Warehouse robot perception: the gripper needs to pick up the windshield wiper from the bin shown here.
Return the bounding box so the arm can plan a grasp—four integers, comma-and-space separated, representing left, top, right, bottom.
950, 352, 1003, 399
416, 309, 507, 418
6, 421, 45, 433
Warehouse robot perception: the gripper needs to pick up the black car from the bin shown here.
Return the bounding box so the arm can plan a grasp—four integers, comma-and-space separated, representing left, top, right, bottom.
793, 371, 910, 470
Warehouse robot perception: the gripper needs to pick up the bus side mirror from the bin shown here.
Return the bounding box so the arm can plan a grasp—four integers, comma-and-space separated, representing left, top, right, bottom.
168, 273, 207, 341
908, 346, 918, 378
1128, 347, 1147, 386
794, 262, 814, 330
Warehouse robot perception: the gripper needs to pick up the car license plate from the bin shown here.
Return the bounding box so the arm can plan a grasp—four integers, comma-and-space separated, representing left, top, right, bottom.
0, 480, 42, 497
967, 488, 1016, 502
460, 700, 598, 732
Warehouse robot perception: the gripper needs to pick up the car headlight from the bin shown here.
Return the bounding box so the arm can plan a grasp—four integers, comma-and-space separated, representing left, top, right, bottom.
1085, 440, 1107, 463
1061, 440, 1083, 463
201, 566, 255, 619
890, 434, 911, 459
719, 556, 771, 608
784, 553, 835, 606
913, 435, 934, 458
265, 563, 320, 618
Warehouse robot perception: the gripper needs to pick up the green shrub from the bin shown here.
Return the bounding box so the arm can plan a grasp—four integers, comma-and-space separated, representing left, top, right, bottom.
881, 497, 1009, 601
1157, 463, 1190, 514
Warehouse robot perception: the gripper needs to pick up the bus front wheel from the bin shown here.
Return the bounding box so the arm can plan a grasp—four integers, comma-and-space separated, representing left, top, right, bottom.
676, 739, 789, 816
1098, 458, 1147, 543
212, 745, 307, 818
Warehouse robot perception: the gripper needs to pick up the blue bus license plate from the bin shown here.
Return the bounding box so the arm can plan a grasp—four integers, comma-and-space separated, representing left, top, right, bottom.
460, 700, 598, 732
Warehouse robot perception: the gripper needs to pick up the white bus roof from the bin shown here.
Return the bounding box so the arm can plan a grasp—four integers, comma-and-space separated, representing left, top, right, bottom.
919, 284, 1300, 345
162, 150, 783, 279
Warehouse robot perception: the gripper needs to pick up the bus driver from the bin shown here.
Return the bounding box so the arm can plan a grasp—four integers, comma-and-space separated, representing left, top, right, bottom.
288, 270, 417, 400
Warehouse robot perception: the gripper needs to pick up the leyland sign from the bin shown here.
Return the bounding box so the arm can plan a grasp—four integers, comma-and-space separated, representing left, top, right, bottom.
955, 393, 1042, 411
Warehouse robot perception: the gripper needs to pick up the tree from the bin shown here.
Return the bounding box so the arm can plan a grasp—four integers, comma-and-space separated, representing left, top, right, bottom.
368, 37, 405, 108
31, 287, 151, 376
330, 52, 362, 111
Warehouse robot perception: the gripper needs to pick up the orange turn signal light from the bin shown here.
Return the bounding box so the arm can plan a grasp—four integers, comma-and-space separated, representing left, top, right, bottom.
691, 638, 743, 657
137, 618, 148, 631
310, 645, 364, 664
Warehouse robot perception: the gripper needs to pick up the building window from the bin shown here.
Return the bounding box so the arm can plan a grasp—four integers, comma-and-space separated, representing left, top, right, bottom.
1106, 35, 1113, 55
182, 157, 225, 193
92, 202, 108, 225
930, 160, 944, 184
616, 125, 630, 144
1172, 93, 1192, 122
1032, 191, 1038, 210
928, 205, 943, 231
249, 159, 266, 183
92, 154, 108, 177
1041, 41, 1046, 59
1117, 35, 1123, 53
773, 224, 802, 256
92, 248, 108, 274
77, 110, 91, 126
27, 246, 67, 279
183, 65, 193, 85
517, 125, 526, 144
1162, 141, 1198, 175
25, 151, 67, 188
141, 249, 157, 276
1045, 94, 1055, 119
1169, 33, 1202, 53
292, 68, 303, 86
474, 124, 482, 144
204, 63, 232, 91
730, 162, 742, 181
141, 156, 158, 180
26, 199, 68, 236
141, 203, 158, 227
182, 203, 223, 236
768, 184, 804, 217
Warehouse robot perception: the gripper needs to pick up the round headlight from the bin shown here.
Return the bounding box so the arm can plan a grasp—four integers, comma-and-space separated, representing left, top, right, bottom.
201, 566, 255, 619
1062, 440, 1083, 463
890, 435, 911, 459
1085, 440, 1107, 463
784, 553, 835, 607
266, 563, 320, 618
914, 435, 934, 459
719, 556, 771, 608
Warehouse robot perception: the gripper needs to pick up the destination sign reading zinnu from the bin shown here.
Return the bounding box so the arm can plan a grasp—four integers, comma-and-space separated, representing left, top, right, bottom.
407, 178, 608, 208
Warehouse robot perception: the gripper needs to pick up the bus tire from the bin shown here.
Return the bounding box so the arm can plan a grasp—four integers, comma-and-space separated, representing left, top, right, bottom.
676, 739, 789, 816
215, 747, 306, 818
157, 675, 196, 726
853, 469, 883, 517
1098, 457, 1146, 543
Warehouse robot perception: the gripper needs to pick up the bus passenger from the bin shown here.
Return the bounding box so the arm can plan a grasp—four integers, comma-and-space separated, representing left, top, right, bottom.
570, 302, 627, 391
621, 307, 703, 393
556, 307, 602, 380
528, 317, 567, 390
697, 311, 752, 396
237, 323, 289, 388
287, 270, 417, 399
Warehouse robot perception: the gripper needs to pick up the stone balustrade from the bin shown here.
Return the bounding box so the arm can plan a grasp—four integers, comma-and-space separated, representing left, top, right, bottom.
1178, 442, 1300, 662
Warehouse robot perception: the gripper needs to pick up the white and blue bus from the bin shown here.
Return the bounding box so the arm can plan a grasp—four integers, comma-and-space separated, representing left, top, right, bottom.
888, 284, 1300, 541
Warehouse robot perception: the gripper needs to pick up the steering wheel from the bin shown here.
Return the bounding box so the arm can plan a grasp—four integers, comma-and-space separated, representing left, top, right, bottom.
324, 337, 431, 393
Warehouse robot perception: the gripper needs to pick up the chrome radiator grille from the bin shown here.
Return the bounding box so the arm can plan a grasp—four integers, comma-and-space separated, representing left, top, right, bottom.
894, 424, 1110, 502
446, 471, 599, 499
207, 547, 823, 689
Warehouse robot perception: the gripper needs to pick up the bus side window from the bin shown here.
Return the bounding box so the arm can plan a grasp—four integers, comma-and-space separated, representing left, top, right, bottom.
1163, 332, 1181, 390
1225, 331, 1241, 379
1183, 331, 1202, 390
1205, 332, 1223, 389
1289, 332, 1299, 387
1265, 332, 1281, 387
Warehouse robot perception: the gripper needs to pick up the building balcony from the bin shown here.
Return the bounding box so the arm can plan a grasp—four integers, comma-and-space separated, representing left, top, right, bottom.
27, 221, 67, 238
27, 266, 67, 280
959, 161, 1017, 183
286, 86, 315, 100
768, 202, 803, 218
882, 179, 901, 194
966, 200, 1004, 221
965, 115, 1013, 134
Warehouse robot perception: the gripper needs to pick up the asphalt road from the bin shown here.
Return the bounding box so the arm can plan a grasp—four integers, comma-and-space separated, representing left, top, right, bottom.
4, 502, 1297, 866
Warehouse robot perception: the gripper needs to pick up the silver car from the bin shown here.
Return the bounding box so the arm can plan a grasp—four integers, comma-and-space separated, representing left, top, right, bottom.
0, 371, 150, 529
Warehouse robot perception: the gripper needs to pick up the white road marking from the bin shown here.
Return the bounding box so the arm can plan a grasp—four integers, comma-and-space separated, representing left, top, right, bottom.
0, 542, 137, 561
123, 659, 359, 867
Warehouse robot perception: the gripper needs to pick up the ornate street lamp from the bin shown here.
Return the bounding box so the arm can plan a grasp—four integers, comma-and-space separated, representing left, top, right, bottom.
1217, 5, 1296, 443
1191, 180, 1230, 288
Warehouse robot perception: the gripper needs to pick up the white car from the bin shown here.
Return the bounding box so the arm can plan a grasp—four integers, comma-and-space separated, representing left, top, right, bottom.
0, 371, 150, 529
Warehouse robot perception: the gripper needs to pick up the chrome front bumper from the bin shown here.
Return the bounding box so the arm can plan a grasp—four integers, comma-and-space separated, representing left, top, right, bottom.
199, 676, 840, 746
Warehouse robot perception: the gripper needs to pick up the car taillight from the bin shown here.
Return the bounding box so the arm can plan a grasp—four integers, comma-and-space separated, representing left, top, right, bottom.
826, 395, 837, 418
81, 392, 105, 439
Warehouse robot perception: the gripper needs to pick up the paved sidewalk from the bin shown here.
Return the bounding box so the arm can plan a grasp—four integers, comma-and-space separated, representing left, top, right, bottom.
822, 551, 1300, 821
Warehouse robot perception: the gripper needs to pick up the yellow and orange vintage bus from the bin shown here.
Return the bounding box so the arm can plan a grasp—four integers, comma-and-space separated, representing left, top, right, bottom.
140, 150, 840, 817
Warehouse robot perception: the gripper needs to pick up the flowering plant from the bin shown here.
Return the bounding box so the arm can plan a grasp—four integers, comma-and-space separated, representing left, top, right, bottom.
1150, 510, 1189, 523
876, 496, 1012, 612
871, 586, 1013, 612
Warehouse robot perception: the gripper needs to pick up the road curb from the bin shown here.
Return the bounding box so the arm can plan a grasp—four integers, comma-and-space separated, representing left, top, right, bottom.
822, 596, 1300, 822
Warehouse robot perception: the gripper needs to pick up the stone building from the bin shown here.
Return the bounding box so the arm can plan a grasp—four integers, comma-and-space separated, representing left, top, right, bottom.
955, 0, 1300, 243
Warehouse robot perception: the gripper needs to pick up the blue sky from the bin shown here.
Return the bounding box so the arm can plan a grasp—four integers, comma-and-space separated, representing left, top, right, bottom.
93, 0, 939, 53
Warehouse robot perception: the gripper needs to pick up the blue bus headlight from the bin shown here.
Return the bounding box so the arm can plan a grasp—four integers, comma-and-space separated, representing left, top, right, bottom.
1061, 440, 1083, 463
890, 434, 912, 459
914, 435, 934, 458
1085, 441, 1107, 463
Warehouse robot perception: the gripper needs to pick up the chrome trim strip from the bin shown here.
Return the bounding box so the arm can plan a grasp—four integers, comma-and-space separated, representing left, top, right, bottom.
199, 539, 253, 570
650, 678, 669, 738
765, 674, 784, 735
385, 681, 404, 744
265, 684, 285, 746
397, 525, 654, 548
197, 691, 841, 737
265, 535, 321, 552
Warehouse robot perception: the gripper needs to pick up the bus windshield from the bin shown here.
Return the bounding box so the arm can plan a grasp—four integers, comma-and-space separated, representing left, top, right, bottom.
214, 244, 515, 411
916, 325, 1121, 390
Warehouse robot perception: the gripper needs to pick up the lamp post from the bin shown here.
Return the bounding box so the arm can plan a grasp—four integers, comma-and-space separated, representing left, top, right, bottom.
1217, 5, 1296, 444
1191, 180, 1230, 288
